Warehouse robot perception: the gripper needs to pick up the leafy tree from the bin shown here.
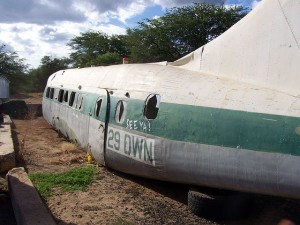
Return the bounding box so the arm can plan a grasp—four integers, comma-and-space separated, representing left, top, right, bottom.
109, 35, 129, 58
0, 44, 28, 94
68, 31, 129, 67
28, 56, 71, 92
91, 52, 121, 66
126, 3, 248, 63
126, 21, 180, 63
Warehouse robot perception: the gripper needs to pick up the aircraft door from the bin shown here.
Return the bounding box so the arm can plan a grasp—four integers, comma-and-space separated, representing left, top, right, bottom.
88, 90, 109, 165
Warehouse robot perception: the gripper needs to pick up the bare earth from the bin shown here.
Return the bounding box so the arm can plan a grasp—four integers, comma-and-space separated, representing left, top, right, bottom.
9, 93, 300, 225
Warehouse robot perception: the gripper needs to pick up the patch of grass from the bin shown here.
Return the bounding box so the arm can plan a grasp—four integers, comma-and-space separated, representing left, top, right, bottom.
29, 166, 97, 198
107, 217, 135, 225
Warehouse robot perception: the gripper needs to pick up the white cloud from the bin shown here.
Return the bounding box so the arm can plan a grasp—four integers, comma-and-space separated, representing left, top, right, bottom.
0, 0, 147, 68
0, 20, 126, 68
0, 23, 69, 67
252, 0, 261, 8
152, 0, 223, 8
117, 2, 148, 24
0, 0, 256, 68
224, 0, 261, 9
95, 24, 126, 35
72, 1, 111, 23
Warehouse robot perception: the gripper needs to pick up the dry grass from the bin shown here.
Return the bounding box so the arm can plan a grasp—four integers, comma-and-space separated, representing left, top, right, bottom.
48, 142, 86, 165
50, 155, 85, 165
25, 108, 37, 120
19, 134, 26, 153
16, 107, 36, 161
14, 99, 89, 167
61, 142, 82, 154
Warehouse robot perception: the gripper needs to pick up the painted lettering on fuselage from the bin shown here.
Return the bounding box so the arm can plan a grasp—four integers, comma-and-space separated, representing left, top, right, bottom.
107, 127, 155, 166
126, 119, 151, 132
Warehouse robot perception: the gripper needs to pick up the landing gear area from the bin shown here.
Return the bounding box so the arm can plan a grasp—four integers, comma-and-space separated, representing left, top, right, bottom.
188, 187, 253, 220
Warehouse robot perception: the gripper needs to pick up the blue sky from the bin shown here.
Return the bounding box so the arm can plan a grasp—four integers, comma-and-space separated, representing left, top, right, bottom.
0, 0, 261, 68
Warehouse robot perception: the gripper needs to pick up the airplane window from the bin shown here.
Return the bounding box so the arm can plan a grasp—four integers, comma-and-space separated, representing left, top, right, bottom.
115, 100, 127, 124
58, 89, 64, 103
75, 93, 80, 108
69, 92, 76, 107
78, 95, 84, 110
46, 87, 50, 98
95, 98, 103, 117
49, 88, 55, 99
64, 91, 69, 102
144, 94, 161, 119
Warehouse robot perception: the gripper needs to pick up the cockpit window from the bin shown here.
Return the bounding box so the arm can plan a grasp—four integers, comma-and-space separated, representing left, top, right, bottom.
58, 89, 64, 103
46, 87, 50, 98
49, 88, 55, 99
64, 91, 69, 102
144, 94, 161, 119
69, 92, 76, 107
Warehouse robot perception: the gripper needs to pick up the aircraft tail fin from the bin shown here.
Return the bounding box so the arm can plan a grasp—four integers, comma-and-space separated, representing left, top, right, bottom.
169, 0, 300, 95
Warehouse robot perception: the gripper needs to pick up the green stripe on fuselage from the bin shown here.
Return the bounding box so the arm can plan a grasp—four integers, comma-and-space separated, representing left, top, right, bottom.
109, 97, 300, 156
45, 89, 300, 156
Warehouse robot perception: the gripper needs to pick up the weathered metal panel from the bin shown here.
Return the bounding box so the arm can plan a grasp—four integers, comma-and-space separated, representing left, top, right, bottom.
0, 76, 9, 103
103, 121, 300, 199
105, 130, 300, 199
88, 89, 108, 165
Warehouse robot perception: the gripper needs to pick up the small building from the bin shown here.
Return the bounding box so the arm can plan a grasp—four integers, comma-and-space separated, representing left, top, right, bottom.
0, 75, 9, 105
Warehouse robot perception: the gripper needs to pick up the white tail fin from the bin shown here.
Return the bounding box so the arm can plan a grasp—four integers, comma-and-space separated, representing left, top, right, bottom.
169, 0, 300, 95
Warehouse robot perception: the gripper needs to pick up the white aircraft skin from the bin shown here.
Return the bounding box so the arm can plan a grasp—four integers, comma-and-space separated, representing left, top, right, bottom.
43, 0, 300, 199
0, 76, 9, 104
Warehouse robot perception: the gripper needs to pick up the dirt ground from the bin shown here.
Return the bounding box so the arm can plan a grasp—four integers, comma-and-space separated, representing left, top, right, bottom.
5, 93, 300, 225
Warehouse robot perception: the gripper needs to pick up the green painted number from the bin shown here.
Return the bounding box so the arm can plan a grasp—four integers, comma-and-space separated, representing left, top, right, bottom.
114, 131, 120, 150
107, 129, 114, 149
107, 129, 120, 151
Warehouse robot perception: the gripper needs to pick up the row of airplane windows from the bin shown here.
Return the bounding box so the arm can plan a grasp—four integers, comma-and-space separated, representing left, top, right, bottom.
45, 87, 80, 108
45, 86, 161, 120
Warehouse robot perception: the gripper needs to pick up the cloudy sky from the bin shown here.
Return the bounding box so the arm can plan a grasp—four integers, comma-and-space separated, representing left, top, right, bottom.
0, 0, 261, 68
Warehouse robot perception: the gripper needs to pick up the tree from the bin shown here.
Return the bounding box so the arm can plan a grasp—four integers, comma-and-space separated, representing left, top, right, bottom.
27, 56, 71, 92
126, 3, 248, 63
126, 21, 181, 63
90, 52, 121, 66
0, 44, 28, 94
68, 31, 129, 67
109, 35, 129, 58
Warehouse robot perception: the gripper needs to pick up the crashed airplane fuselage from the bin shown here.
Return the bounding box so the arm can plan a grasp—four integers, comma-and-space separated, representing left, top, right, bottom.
43, 0, 300, 199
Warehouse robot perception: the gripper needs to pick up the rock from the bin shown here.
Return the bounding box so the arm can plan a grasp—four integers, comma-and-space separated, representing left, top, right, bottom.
1, 100, 28, 119
7, 167, 57, 225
